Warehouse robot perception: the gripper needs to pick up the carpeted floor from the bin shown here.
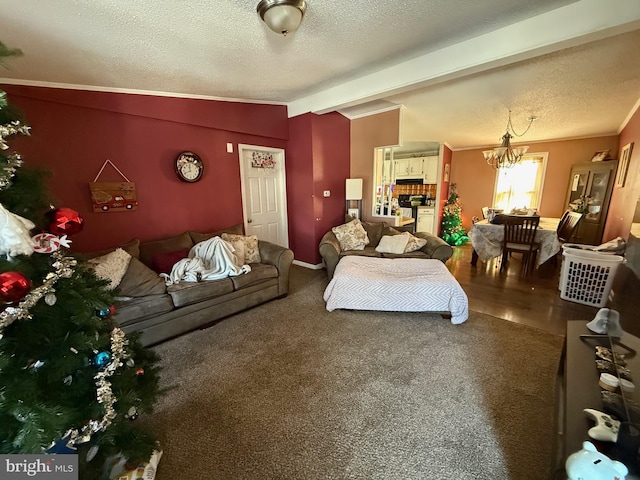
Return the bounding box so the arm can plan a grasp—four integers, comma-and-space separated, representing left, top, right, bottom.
145, 266, 564, 479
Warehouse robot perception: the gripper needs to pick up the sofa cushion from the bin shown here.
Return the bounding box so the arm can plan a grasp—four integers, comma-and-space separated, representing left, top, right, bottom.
339, 246, 381, 258
113, 294, 174, 326
382, 225, 402, 237
189, 224, 244, 244
361, 221, 385, 247
220, 233, 246, 264
375, 234, 410, 254
152, 248, 191, 274
80, 238, 140, 260
402, 232, 428, 253
230, 263, 278, 290
117, 257, 167, 296
139, 232, 194, 268
88, 248, 132, 290
381, 250, 430, 259
221, 233, 261, 263
167, 278, 235, 308
332, 219, 369, 251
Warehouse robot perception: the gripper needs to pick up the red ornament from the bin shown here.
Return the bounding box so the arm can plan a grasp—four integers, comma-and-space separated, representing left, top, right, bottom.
136, 368, 145, 376
109, 305, 116, 316
49, 208, 84, 236
0, 271, 32, 303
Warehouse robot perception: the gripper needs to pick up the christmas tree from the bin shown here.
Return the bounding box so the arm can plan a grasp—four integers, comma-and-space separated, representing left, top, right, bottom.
0, 42, 161, 478
440, 183, 469, 246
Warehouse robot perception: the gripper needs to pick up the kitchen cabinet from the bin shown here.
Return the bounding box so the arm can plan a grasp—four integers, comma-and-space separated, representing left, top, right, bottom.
416, 206, 435, 234
408, 158, 424, 175
395, 156, 438, 181
395, 158, 410, 177
423, 156, 438, 183
564, 161, 617, 245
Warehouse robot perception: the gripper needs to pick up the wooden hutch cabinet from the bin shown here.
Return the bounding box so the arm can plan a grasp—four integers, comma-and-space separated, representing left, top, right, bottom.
564, 161, 617, 245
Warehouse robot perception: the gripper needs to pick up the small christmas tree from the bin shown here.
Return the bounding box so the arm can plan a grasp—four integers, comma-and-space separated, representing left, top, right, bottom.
440, 183, 469, 246
0, 42, 161, 478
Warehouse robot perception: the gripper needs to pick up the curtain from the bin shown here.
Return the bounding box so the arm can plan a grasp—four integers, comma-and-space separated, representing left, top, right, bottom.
494, 156, 545, 212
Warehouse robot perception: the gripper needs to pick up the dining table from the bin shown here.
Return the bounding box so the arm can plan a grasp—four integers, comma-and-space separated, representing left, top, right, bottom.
468, 216, 561, 268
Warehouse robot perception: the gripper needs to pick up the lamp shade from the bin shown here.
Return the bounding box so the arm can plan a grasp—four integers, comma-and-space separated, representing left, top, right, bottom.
346, 179, 363, 200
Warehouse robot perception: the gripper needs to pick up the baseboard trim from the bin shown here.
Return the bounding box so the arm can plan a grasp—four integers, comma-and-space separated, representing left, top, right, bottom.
293, 260, 324, 270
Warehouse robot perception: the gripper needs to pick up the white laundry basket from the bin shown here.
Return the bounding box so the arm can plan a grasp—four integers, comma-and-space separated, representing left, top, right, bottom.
560, 246, 625, 307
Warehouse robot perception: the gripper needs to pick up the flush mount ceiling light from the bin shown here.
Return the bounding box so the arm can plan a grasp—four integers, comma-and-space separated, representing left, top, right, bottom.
257, 0, 306, 36
483, 110, 538, 169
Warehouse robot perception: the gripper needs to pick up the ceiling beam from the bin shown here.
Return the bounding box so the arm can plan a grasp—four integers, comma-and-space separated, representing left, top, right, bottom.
287, 0, 640, 118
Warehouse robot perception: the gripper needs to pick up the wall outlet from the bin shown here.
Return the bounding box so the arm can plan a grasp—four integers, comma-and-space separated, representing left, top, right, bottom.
323, 190, 330, 197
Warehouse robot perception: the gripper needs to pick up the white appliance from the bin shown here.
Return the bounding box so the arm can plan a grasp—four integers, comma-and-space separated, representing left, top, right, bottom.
416, 206, 435, 234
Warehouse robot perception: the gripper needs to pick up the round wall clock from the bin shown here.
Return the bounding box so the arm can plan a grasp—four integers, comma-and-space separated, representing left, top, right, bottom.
175, 151, 204, 183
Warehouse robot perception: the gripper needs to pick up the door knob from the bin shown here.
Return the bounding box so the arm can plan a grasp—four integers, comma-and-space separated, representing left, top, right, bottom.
247, 219, 252, 223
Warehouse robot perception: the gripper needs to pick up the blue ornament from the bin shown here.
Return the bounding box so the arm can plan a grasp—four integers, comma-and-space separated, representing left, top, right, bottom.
93, 351, 111, 369
96, 306, 111, 318
46, 432, 77, 454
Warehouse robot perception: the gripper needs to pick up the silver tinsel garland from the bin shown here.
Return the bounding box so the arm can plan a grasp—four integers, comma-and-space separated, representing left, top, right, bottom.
0, 110, 129, 452
0, 120, 30, 150
57, 327, 129, 448
0, 152, 23, 190
0, 250, 77, 337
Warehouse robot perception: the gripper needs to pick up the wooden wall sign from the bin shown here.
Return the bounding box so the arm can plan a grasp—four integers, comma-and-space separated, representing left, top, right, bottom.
90, 160, 138, 213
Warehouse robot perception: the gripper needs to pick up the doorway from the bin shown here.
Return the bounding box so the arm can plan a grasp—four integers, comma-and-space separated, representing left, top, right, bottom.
238, 144, 289, 247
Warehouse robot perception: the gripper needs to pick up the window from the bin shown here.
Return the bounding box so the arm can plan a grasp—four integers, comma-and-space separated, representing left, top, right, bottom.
493, 153, 547, 212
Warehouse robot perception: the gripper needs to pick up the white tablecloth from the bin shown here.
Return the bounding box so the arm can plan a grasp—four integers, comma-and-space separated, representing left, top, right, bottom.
468, 217, 561, 266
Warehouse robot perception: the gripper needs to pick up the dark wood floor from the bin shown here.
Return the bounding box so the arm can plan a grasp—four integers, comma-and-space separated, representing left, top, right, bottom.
307, 243, 636, 337
445, 244, 637, 337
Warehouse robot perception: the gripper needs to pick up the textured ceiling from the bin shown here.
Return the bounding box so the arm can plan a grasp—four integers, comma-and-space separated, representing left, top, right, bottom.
0, 0, 639, 150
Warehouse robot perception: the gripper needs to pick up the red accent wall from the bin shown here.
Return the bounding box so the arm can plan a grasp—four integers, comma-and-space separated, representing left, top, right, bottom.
2, 85, 289, 252
287, 114, 315, 262
287, 112, 350, 265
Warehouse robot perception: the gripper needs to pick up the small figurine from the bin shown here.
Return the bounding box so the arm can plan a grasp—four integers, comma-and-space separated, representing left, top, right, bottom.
587, 308, 623, 338
565, 441, 628, 480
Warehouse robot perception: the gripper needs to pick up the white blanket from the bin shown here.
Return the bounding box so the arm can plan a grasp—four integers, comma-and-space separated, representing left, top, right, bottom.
162, 236, 250, 285
323, 257, 468, 324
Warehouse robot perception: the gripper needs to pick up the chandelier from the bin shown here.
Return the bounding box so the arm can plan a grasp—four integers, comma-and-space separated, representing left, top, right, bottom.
257, 0, 306, 36
482, 110, 537, 169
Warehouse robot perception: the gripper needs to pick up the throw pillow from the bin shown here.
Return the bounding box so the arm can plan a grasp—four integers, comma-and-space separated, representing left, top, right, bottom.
152, 248, 191, 274
221, 233, 261, 263
88, 248, 132, 290
375, 234, 409, 254
332, 219, 369, 251
220, 234, 247, 264
118, 258, 166, 296
138, 232, 193, 268
402, 232, 428, 253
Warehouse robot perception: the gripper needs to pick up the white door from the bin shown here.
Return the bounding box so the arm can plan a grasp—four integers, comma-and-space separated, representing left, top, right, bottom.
238, 144, 289, 247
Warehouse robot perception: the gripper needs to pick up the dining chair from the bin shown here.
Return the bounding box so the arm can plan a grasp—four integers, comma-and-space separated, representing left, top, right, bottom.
552, 210, 584, 267
557, 210, 583, 243
500, 215, 541, 274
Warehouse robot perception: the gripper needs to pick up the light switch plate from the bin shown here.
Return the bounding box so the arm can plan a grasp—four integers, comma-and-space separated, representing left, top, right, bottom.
323, 190, 330, 197
226, 143, 233, 153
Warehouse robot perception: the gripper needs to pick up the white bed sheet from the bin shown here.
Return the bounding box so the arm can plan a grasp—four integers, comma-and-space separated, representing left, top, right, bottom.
323, 256, 468, 324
